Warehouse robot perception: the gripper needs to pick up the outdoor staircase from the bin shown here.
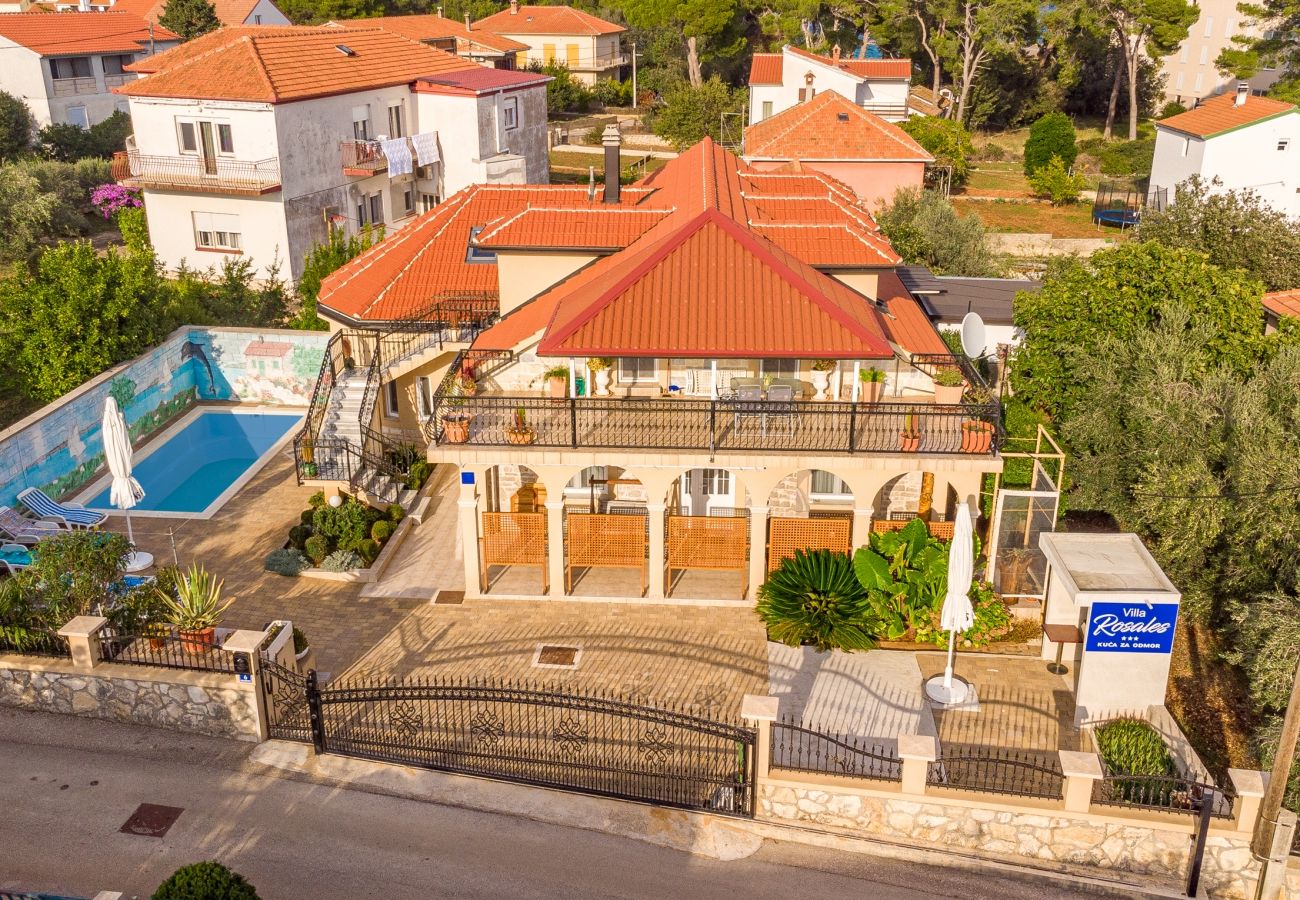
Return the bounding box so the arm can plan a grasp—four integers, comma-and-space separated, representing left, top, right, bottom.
320, 372, 368, 449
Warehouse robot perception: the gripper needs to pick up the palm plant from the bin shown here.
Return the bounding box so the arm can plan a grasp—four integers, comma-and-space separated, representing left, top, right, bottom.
757, 549, 880, 652
159, 564, 233, 633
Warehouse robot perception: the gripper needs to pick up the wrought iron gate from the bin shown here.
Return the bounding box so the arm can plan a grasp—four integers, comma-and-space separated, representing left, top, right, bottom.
270, 671, 757, 816
260, 658, 311, 742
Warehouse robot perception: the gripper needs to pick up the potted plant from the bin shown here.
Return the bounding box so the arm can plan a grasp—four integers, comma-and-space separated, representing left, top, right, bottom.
441, 406, 471, 443
543, 365, 569, 399
455, 372, 478, 397
858, 367, 886, 403
961, 419, 995, 453
899, 413, 922, 452
292, 626, 310, 663
506, 406, 536, 445
587, 357, 613, 396
932, 368, 966, 405
299, 437, 318, 479
144, 621, 171, 650
810, 359, 836, 400
159, 564, 233, 654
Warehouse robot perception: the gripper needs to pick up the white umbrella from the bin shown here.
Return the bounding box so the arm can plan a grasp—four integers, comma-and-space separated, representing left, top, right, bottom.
925, 502, 975, 705
102, 397, 152, 573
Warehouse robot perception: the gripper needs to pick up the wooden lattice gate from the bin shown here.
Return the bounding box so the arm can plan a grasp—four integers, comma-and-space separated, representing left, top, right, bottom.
481, 511, 548, 593
766, 516, 852, 572
565, 512, 647, 595
665, 515, 749, 597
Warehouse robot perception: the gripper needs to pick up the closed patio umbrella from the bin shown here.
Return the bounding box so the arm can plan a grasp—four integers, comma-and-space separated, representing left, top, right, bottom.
925, 502, 975, 705
102, 397, 153, 573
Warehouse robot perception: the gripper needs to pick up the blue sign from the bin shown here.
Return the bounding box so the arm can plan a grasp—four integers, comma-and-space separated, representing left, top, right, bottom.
1085, 602, 1178, 654
238, 673, 252, 683
460, 471, 475, 485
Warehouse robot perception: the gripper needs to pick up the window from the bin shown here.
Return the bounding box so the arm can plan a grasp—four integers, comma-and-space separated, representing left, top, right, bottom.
178, 120, 197, 153
102, 53, 134, 75
762, 359, 799, 378
193, 212, 241, 251
50, 56, 92, 79
1194, 72, 1204, 91
1176, 71, 1186, 90
810, 471, 851, 497
761, 100, 773, 119
403, 187, 415, 214
419, 192, 438, 213
356, 198, 367, 227
416, 376, 434, 419
1203, 16, 1213, 36
1178, 46, 1188, 63
369, 192, 383, 225
1280, 139, 1291, 151
253, 13, 262, 22
502, 96, 519, 130
65, 106, 89, 129
683, 469, 731, 497
352, 105, 370, 140
797, 88, 815, 101
216, 123, 234, 154
619, 358, 656, 383
1225, 19, 1234, 36
542, 43, 556, 64
383, 380, 399, 418
566, 43, 579, 67
386, 102, 405, 139
465, 226, 497, 263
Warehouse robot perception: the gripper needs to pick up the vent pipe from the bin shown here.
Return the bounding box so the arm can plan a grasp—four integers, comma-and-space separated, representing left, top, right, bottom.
1236, 81, 1249, 106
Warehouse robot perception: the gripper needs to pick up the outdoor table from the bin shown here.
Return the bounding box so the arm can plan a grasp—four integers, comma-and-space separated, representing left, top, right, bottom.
1043, 623, 1082, 675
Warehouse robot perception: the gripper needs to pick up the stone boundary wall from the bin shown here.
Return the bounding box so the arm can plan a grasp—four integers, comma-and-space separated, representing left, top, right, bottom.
0, 654, 260, 742
759, 773, 1270, 900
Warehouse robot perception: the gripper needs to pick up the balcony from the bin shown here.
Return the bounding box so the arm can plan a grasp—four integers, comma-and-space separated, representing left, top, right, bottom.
103, 73, 135, 89
341, 139, 387, 177
860, 100, 909, 122
572, 53, 628, 72
117, 150, 281, 195
51, 76, 96, 97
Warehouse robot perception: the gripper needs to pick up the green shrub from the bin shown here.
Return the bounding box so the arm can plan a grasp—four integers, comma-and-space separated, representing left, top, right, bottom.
287, 524, 312, 550
303, 535, 329, 566
322, 549, 363, 572
757, 550, 880, 652
312, 499, 381, 551
972, 141, 1008, 162
1023, 112, 1077, 176
407, 460, 431, 490
1095, 718, 1174, 775
292, 626, 308, 654
264, 548, 309, 577
1028, 156, 1087, 205
299, 509, 315, 527
307, 490, 326, 509
900, 117, 974, 187
1159, 101, 1187, 119
152, 861, 259, 900
355, 538, 380, 565
583, 125, 605, 146
371, 519, 395, 543
387, 503, 405, 523
1079, 136, 1155, 177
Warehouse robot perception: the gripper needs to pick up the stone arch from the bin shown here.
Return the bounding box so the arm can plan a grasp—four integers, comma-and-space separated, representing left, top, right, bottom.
873, 471, 949, 522
766, 468, 855, 518
665, 467, 751, 516
484, 464, 546, 513
564, 464, 645, 512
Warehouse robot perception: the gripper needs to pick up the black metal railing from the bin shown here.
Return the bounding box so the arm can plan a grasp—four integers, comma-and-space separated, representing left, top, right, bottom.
288, 672, 757, 817
770, 719, 903, 782
97, 624, 237, 674
0, 626, 70, 659
1093, 772, 1235, 819
428, 394, 1002, 456
927, 746, 1065, 800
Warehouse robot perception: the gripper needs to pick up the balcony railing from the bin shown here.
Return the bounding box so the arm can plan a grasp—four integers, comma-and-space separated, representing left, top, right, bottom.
118, 150, 281, 195
429, 395, 1001, 456
860, 100, 909, 120
103, 73, 135, 88
341, 139, 387, 176
573, 53, 628, 71
51, 76, 97, 97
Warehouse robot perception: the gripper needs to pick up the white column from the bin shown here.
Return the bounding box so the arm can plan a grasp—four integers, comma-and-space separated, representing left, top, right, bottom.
851, 360, 860, 402
852, 507, 873, 547
711, 359, 719, 399
458, 472, 482, 598
747, 505, 769, 600
545, 499, 566, 596
647, 502, 666, 599
568, 358, 576, 396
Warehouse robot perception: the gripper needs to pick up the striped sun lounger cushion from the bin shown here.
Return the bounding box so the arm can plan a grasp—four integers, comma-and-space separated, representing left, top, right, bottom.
17, 487, 106, 527
0, 506, 60, 542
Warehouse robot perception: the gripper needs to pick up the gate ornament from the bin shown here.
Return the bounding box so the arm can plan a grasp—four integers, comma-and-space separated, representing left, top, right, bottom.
469, 708, 505, 747
552, 715, 588, 756
390, 701, 423, 739
637, 724, 675, 767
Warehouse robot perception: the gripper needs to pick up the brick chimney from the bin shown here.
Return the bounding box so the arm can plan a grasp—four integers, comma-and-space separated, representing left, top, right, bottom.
602, 124, 621, 204
464, 12, 471, 29
831, 45, 841, 61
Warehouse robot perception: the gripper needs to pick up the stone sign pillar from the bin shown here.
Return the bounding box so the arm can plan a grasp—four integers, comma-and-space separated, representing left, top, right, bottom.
57, 616, 107, 671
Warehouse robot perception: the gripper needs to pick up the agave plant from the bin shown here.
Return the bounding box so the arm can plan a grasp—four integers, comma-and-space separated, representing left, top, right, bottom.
757, 549, 880, 652
159, 564, 233, 632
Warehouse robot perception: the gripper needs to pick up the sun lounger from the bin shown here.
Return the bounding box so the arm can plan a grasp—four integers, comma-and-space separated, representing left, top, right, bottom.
17, 487, 106, 529
0, 542, 32, 575
0, 506, 63, 545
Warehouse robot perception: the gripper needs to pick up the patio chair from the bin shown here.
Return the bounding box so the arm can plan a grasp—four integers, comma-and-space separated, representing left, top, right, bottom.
0, 542, 32, 575
17, 487, 106, 529
0, 506, 62, 545
732, 385, 764, 433
764, 384, 798, 435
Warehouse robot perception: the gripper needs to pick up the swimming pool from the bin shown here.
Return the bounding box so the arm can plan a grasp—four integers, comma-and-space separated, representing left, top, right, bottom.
79, 408, 303, 518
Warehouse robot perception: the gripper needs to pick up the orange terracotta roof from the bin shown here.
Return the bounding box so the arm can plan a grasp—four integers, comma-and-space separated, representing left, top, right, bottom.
908, 84, 942, 116
1158, 91, 1298, 139
112, 0, 267, 26
749, 53, 782, 85
118, 25, 476, 103
0, 11, 175, 55
473, 5, 624, 36
786, 45, 912, 80
475, 207, 672, 250
328, 14, 528, 54
1263, 289, 1300, 321
876, 271, 948, 354
744, 91, 932, 162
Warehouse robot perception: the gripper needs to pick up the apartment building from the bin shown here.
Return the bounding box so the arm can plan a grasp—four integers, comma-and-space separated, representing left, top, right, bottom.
1160, 0, 1282, 105
748, 45, 914, 125
472, 1, 625, 85
114, 26, 550, 281
0, 12, 178, 127
327, 14, 529, 69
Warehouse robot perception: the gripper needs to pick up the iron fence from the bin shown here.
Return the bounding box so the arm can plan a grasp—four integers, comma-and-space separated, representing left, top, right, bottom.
340, 139, 387, 174
1093, 773, 1235, 819
97, 624, 236, 674
295, 673, 756, 816
927, 745, 1065, 800
770, 719, 903, 782
0, 627, 69, 659
261, 656, 312, 742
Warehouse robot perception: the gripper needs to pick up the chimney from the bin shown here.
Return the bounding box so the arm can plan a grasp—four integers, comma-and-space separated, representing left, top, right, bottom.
464, 13, 471, 30
78, 0, 88, 10
436, 4, 442, 15
602, 124, 621, 204
509, 0, 518, 12
831, 45, 841, 61
1235, 81, 1249, 106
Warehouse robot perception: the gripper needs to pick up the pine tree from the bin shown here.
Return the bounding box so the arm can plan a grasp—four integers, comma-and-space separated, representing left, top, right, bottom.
159, 0, 221, 41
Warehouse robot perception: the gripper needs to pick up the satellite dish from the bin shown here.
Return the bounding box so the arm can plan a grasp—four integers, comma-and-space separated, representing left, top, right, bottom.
960, 312, 987, 359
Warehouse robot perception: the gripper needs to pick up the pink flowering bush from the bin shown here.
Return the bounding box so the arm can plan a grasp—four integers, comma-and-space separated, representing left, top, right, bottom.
90, 183, 142, 219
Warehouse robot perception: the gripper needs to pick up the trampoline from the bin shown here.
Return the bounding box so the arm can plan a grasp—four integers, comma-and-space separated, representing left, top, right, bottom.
1092, 180, 1167, 229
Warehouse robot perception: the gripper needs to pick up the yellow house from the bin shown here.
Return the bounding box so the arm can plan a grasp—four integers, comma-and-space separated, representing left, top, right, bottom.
472, 1, 626, 85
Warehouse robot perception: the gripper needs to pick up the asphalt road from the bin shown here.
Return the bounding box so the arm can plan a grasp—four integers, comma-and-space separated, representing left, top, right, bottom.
0, 708, 1112, 900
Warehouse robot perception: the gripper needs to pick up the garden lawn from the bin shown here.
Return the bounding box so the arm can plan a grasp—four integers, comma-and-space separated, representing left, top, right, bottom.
963, 162, 1033, 197
549, 149, 668, 185
951, 198, 1115, 239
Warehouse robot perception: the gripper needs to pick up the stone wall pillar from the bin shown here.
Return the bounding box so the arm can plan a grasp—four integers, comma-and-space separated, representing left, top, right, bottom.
57, 616, 106, 671
1059, 750, 1104, 813
742, 694, 779, 781
1228, 768, 1268, 835
898, 734, 936, 796
646, 502, 666, 600
545, 499, 566, 597
852, 507, 872, 547
458, 470, 482, 598
222, 629, 270, 742
747, 505, 769, 600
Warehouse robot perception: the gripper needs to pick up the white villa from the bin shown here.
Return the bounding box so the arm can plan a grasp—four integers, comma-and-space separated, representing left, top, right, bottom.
748, 45, 915, 125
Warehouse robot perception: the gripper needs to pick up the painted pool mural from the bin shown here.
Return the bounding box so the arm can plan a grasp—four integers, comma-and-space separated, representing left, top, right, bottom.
0, 327, 328, 511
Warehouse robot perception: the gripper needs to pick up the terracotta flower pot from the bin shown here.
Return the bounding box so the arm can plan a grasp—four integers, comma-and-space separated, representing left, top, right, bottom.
961, 421, 994, 453
548, 376, 568, 399
899, 432, 923, 452
506, 428, 536, 445
934, 383, 965, 405
178, 626, 216, 654
861, 380, 884, 403
442, 415, 471, 443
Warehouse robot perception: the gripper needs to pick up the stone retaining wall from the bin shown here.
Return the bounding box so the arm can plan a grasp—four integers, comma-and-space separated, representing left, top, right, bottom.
0, 656, 259, 742
760, 778, 1267, 899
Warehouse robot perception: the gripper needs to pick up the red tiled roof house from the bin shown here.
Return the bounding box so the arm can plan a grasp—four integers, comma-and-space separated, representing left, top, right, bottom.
305, 134, 1002, 603
473, 0, 626, 85
748, 44, 914, 125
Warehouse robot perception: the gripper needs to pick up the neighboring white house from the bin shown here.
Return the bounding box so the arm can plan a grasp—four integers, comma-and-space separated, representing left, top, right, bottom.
109, 0, 290, 27
1151, 85, 1300, 218
1160, 0, 1282, 106
0, 12, 178, 128
115, 25, 550, 282
472, 1, 625, 86
748, 45, 914, 125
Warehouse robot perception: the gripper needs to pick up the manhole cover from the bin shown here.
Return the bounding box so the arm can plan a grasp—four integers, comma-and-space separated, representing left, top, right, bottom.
120, 803, 184, 838
533, 644, 581, 669
434, 590, 465, 605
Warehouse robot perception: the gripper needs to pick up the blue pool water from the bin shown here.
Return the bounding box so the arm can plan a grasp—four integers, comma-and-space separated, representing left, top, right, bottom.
86, 411, 301, 514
